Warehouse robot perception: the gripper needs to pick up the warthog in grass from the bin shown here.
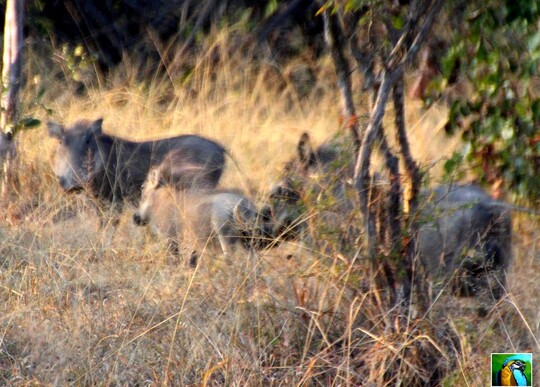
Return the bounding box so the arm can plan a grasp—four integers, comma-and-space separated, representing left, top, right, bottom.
417, 184, 512, 300
265, 132, 357, 241
133, 168, 268, 264
265, 132, 512, 301
47, 118, 226, 209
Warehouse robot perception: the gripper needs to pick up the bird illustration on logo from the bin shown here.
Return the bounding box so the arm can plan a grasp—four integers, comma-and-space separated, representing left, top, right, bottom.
495, 355, 529, 386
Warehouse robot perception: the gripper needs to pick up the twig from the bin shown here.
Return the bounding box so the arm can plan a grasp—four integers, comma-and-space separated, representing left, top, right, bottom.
323, 10, 361, 148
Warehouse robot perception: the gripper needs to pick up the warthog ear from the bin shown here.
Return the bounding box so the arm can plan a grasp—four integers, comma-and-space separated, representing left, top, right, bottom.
91, 118, 104, 136
297, 132, 313, 168
1, 131, 13, 142
148, 168, 160, 188
47, 122, 65, 139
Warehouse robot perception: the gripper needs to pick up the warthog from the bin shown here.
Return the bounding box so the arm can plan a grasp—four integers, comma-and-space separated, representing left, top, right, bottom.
133, 168, 266, 264
416, 184, 511, 299
265, 132, 357, 240
266, 132, 512, 300
47, 118, 226, 208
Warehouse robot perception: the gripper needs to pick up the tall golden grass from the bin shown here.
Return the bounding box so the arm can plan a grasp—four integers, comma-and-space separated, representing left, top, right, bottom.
0, 33, 538, 385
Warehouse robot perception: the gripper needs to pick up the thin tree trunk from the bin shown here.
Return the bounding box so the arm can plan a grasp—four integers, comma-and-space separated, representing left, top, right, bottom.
366, 82, 403, 263
354, 69, 400, 263
348, 19, 378, 94
392, 70, 424, 304
389, 0, 443, 311
393, 72, 422, 217
379, 133, 402, 256
1, 0, 24, 201
376, 130, 400, 303
322, 10, 361, 148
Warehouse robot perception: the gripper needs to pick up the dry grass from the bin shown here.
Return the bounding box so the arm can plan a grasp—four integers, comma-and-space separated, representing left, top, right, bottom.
0, 34, 538, 385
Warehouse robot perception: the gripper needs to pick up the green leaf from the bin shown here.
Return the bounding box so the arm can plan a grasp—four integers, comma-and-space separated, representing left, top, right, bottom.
444, 121, 456, 136
344, 0, 364, 13
264, 0, 278, 18
315, 2, 332, 16
19, 117, 41, 129
443, 153, 464, 178
528, 29, 540, 52
476, 37, 489, 62
449, 100, 463, 122
500, 122, 514, 141
442, 54, 456, 80
390, 14, 404, 30
532, 99, 540, 122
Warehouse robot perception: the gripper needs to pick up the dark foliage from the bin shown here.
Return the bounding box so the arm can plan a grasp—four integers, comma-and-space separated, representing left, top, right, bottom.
1, 0, 324, 72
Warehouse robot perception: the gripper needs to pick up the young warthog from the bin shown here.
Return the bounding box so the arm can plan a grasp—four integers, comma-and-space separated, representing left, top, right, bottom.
47, 118, 226, 207
266, 132, 513, 301
265, 132, 357, 241
133, 168, 266, 263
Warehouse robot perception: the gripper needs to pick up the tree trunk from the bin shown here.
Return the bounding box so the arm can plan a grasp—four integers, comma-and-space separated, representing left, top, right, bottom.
353, 0, 443, 309
1, 0, 24, 201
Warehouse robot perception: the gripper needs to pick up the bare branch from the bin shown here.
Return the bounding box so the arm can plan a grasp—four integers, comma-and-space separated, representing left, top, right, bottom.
354, 69, 400, 261
404, 0, 444, 67
344, 6, 378, 93
354, 0, 443, 266
388, 0, 444, 70
349, 34, 378, 93
323, 10, 361, 148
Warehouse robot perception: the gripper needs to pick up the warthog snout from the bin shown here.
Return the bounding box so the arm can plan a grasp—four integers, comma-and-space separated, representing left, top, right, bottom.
58, 176, 82, 192
269, 182, 301, 203
58, 177, 69, 190
133, 211, 147, 226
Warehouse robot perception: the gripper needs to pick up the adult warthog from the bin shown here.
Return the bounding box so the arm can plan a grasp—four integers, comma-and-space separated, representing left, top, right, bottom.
133, 168, 269, 265
416, 184, 511, 300
265, 132, 512, 301
47, 118, 226, 208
